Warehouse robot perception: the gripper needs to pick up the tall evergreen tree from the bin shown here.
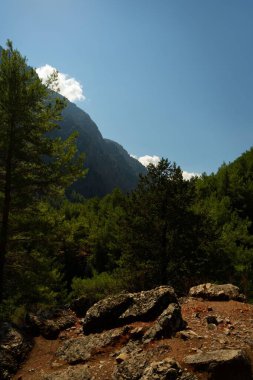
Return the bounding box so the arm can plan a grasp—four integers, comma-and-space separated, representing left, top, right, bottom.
0, 41, 85, 302
118, 159, 202, 292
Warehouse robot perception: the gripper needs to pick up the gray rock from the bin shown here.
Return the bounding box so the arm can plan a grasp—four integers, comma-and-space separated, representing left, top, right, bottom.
26, 308, 77, 339
83, 286, 178, 334
176, 330, 199, 340
119, 286, 178, 323
57, 326, 129, 364
70, 296, 95, 317
143, 303, 186, 341
184, 349, 251, 380
206, 316, 218, 325
141, 358, 182, 379
189, 283, 246, 302
42, 365, 91, 380
0, 323, 33, 380
83, 293, 133, 334
113, 347, 153, 380
113, 344, 198, 380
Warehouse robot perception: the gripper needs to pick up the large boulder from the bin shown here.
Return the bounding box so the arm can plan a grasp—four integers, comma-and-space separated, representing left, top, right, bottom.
83, 293, 133, 334
142, 359, 198, 380
0, 323, 33, 380
26, 308, 77, 339
119, 286, 178, 324
184, 349, 251, 380
143, 303, 186, 341
57, 326, 129, 364
113, 347, 198, 380
83, 286, 178, 334
188, 283, 246, 302
70, 296, 95, 317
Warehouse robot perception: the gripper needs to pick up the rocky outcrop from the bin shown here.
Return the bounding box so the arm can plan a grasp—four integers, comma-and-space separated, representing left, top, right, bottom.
113, 347, 198, 380
70, 297, 95, 317
14, 284, 253, 380
57, 326, 130, 364
188, 283, 246, 301
142, 359, 198, 380
119, 286, 178, 323
185, 349, 251, 380
0, 323, 33, 380
143, 303, 186, 341
26, 308, 77, 339
83, 286, 178, 334
82, 293, 133, 334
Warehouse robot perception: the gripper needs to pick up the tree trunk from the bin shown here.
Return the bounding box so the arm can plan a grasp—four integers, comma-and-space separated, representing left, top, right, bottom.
0, 126, 13, 303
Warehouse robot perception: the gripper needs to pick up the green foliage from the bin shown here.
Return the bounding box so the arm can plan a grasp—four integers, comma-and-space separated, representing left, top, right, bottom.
195, 148, 253, 296
117, 159, 211, 293
0, 41, 85, 310
71, 272, 124, 304
1, 40, 253, 318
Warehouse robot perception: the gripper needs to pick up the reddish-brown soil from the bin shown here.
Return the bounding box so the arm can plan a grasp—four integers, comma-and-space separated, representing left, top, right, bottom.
14, 298, 253, 380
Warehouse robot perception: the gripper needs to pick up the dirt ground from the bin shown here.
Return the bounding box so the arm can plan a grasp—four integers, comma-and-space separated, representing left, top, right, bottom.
14, 298, 253, 380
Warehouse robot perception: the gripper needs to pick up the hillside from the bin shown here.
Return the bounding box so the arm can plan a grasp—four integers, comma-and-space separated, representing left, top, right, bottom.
55, 100, 146, 198
0, 43, 146, 198
5, 284, 253, 380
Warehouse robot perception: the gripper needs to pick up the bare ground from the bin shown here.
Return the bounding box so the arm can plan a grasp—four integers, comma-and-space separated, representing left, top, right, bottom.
14, 298, 253, 380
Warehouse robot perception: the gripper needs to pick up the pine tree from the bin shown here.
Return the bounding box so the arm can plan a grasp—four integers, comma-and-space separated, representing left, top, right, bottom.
0, 41, 85, 302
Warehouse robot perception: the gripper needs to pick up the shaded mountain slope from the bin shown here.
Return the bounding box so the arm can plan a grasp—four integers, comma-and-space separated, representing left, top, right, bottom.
57, 101, 146, 198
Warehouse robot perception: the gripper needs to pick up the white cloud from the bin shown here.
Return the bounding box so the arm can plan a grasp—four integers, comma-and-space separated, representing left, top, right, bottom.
182, 171, 200, 180
132, 154, 200, 179
137, 155, 161, 167
36, 64, 85, 102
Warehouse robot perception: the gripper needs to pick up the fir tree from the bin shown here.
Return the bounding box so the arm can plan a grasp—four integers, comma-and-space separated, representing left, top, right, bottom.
0, 41, 85, 302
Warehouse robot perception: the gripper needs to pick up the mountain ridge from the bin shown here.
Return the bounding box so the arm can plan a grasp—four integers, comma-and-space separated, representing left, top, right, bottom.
56, 99, 147, 197
0, 43, 146, 198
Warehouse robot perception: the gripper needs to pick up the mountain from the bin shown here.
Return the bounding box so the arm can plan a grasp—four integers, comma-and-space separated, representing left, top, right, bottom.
56, 100, 146, 198
0, 45, 146, 197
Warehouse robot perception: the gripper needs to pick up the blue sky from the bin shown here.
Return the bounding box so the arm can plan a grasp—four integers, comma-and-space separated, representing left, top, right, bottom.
1, 0, 253, 175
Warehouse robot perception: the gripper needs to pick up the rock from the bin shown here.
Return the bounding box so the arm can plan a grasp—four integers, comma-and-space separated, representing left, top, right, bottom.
189, 283, 246, 302
114, 350, 199, 380
129, 326, 148, 340
143, 303, 186, 341
184, 349, 251, 380
116, 352, 129, 363
70, 297, 95, 317
0, 323, 33, 380
206, 316, 218, 325
57, 326, 129, 364
83, 293, 133, 334
176, 330, 199, 340
113, 348, 149, 380
26, 308, 77, 339
42, 365, 91, 380
83, 286, 178, 334
141, 358, 183, 379
119, 286, 178, 323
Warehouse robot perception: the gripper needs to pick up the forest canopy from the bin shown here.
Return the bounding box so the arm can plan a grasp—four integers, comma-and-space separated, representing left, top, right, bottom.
1, 42, 253, 323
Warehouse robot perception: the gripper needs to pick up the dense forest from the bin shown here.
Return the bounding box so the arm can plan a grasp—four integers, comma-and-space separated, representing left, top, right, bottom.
1, 42, 253, 323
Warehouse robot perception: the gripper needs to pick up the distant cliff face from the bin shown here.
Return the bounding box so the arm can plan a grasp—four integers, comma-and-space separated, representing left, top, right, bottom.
57, 100, 146, 198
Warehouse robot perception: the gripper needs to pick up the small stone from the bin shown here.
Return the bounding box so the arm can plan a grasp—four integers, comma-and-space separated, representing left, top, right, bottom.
207, 323, 217, 331
206, 315, 218, 325
116, 353, 129, 363
223, 328, 230, 336
51, 361, 63, 368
